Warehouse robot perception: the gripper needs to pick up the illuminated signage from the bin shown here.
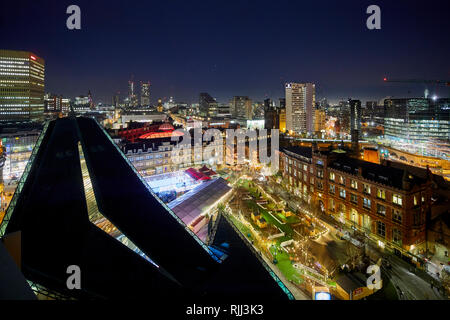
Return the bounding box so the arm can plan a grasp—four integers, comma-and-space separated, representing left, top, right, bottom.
315, 292, 331, 300
30, 55, 36, 61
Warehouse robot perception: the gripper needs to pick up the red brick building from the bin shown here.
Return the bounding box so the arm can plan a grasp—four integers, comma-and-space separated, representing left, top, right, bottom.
279, 146, 432, 259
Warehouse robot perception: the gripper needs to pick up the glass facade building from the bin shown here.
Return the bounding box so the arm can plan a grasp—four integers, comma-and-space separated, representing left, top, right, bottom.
384, 98, 450, 143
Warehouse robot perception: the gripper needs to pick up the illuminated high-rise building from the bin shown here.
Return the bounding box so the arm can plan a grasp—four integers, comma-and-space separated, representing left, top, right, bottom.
128, 80, 138, 107
140, 81, 150, 107
88, 90, 94, 110
349, 99, 362, 151
44, 93, 63, 112
156, 98, 163, 112
285, 82, 315, 134
230, 96, 252, 120
0, 49, 45, 122
199, 93, 218, 117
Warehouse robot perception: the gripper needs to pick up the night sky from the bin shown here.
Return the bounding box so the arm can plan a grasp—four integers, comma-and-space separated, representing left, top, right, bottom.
1, 0, 449, 104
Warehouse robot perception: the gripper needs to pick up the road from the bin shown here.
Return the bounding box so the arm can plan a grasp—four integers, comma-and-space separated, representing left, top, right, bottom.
382, 253, 446, 300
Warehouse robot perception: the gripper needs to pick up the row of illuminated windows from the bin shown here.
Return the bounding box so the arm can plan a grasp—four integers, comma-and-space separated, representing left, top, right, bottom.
0, 80, 30, 83
0, 65, 29, 70
0, 58, 29, 62
330, 199, 403, 225
0, 72, 29, 76
329, 172, 404, 206
0, 112, 29, 114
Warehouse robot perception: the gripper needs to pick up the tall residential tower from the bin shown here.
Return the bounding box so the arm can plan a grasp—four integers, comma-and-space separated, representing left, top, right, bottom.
285, 82, 315, 134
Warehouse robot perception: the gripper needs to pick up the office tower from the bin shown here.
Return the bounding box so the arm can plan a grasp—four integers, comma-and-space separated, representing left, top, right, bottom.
217, 103, 230, 116
88, 90, 94, 110
264, 99, 279, 130
350, 99, 362, 133
157, 98, 163, 112
199, 93, 218, 117
314, 108, 326, 134
128, 80, 138, 107
384, 98, 450, 144
366, 101, 377, 112
285, 83, 315, 134
112, 93, 120, 108
252, 101, 264, 119
230, 96, 252, 120
73, 95, 90, 113
279, 107, 286, 133
349, 99, 362, 152
140, 81, 150, 107
61, 98, 71, 113
44, 93, 63, 112
0, 49, 45, 122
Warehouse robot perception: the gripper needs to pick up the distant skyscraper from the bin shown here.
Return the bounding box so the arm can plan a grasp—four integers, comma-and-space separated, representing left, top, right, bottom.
88, 90, 94, 110
44, 93, 63, 112
279, 107, 286, 133
0, 49, 45, 122
217, 103, 230, 116
73, 95, 90, 113
112, 93, 120, 108
156, 98, 163, 112
314, 108, 326, 134
264, 103, 280, 130
199, 93, 218, 117
128, 80, 138, 107
230, 96, 252, 120
285, 83, 315, 134
349, 99, 362, 151
140, 81, 150, 107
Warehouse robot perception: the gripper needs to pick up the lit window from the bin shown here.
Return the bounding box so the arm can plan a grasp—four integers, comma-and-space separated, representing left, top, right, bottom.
363, 198, 371, 209
339, 188, 346, 199
329, 184, 335, 194
351, 179, 358, 190
329, 172, 335, 181
363, 184, 371, 194
393, 194, 403, 206
377, 189, 386, 200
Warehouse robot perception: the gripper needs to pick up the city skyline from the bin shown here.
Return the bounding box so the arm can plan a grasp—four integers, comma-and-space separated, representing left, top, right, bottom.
1, 0, 449, 304
1, 0, 449, 104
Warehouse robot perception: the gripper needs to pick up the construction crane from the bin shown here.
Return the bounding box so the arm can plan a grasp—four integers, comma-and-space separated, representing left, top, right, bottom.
383, 78, 450, 86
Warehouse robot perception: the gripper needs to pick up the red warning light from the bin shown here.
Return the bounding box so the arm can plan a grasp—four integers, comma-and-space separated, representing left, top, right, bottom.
30, 55, 36, 61
383, 77, 387, 81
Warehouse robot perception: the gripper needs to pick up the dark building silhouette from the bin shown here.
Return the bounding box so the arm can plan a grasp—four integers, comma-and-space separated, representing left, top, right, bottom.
0, 116, 292, 300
